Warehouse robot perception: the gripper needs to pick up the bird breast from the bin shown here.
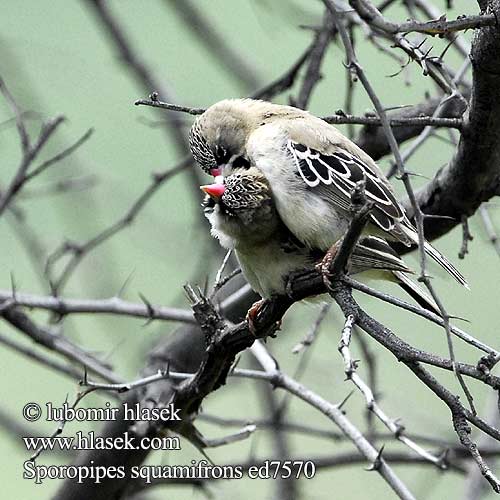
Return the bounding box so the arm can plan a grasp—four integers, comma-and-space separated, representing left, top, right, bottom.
247, 123, 351, 250
235, 241, 312, 298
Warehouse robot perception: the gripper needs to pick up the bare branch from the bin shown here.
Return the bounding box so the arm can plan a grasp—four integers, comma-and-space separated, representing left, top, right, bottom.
46, 159, 189, 293
1, 307, 121, 383
0, 290, 194, 323
0, 116, 65, 217
0, 75, 29, 152
294, 8, 334, 109
337, 315, 444, 467
134, 98, 204, 115
479, 204, 500, 258
24, 128, 94, 182
349, 0, 496, 35
0, 330, 81, 380
134, 96, 464, 129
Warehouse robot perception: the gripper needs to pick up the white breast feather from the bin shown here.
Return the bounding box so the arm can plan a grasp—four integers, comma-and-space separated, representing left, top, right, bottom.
247, 124, 350, 251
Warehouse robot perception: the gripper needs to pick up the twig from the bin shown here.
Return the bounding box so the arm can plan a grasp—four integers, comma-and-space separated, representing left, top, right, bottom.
337, 315, 445, 467
249, 341, 416, 500
331, 283, 500, 492
0, 331, 81, 380
210, 249, 233, 298
295, 8, 334, 109
352, 325, 377, 435
201, 424, 257, 448
134, 99, 205, 115
326, 0, 476, 414
292, 302, 331, 354
349, 0, 496, 35
82, 368, 172, 393
24, 128, 94, 182
0, 75, 29, 152
0, 115, 66, 217
0, 290, 194, 323
459, 215, 473, 259
1, 307, 121, 383
134, 97, 463, 129
323, 111, 462, 128
46, 159, 189, 293
412, 0, 470, 57
343, 276, 499, 357
480, 205, 500, 258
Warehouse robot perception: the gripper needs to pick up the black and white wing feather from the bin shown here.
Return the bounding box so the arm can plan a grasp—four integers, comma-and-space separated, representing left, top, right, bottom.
287, 140, 404, 233
286, 140, 468, 288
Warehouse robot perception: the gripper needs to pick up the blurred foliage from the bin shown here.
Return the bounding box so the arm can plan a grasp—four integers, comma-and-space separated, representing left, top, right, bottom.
0, 1, 499, 499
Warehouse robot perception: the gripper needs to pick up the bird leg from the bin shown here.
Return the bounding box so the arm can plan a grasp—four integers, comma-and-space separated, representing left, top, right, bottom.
246, 299, 265, 336
317, 240, 342, 277
245, 299, 282, 337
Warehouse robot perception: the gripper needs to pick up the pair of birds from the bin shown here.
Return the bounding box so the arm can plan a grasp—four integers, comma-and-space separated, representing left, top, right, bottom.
189, 99, 467, 313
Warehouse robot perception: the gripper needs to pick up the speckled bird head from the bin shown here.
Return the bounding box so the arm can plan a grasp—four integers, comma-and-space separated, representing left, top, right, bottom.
201, 167, 279, 246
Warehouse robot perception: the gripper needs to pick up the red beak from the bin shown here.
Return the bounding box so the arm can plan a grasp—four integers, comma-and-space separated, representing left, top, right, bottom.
200, 183, 225, 200
210, 167, 223, 176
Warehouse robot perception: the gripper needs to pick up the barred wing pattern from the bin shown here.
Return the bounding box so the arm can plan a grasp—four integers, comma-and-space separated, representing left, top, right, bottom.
287, 140, 405, 232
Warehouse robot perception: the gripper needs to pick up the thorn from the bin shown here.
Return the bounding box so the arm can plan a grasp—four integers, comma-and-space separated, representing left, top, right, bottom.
183, 283, 198, 303
202, 275, 209, 296
393, 418, 405, 438
447, 315, 470, 323
10, 272, 17, 301
117, 270, 136, 298
48, 279, 58, 297
436, 448, 450, 470
366, 445, 385, 471
80, 366, 89, 386
138, 292, 155, 325
229, 355, 242, 375
338, 390, 355, 412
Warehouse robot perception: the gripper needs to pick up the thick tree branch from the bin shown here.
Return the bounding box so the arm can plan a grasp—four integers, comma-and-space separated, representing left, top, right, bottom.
403, 0, 500, 241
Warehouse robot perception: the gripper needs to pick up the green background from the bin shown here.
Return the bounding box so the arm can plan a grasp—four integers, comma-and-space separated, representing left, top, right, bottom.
1, 1, 498, 499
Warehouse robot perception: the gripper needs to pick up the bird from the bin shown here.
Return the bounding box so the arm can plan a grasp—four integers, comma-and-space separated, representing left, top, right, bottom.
201, 168, 440, 315
190, 98, 468, 289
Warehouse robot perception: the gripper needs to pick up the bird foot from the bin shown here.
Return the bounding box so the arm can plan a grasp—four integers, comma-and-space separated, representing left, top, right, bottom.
317, 240, 341, 277
246, 299, 282, 337
246, 299, 265, 336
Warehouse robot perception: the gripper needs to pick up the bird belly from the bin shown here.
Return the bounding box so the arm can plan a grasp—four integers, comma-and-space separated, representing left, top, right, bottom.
254, 159, 350, 250
235, 243, 311, 298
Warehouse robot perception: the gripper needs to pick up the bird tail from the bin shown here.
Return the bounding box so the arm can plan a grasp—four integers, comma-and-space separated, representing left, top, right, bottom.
400, 225, 469, 289
393, 271, 441, 315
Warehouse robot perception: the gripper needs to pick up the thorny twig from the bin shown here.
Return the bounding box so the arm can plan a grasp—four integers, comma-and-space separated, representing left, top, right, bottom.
325, 0, 477, 416
337, 315, 445, 467
5, 1, 500, 498
45, 159, 190, 293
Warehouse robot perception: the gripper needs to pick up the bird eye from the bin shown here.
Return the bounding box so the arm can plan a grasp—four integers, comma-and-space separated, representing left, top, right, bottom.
215, 145, 230, 164
232, 156, 250, 170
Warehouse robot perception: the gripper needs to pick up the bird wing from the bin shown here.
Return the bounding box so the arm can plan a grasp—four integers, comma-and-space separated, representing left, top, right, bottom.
351, 236, 411, 274
287, 138, 405, 233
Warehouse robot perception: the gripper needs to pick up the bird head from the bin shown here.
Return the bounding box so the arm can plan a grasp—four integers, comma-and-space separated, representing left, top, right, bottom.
200, 168, 278, 243
189, 99, 278, 177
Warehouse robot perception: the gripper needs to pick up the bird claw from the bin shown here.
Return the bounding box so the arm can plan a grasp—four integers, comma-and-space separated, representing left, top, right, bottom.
246, 299, 282, 337
317, 240, 341, 276
246, 299, 264, 336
